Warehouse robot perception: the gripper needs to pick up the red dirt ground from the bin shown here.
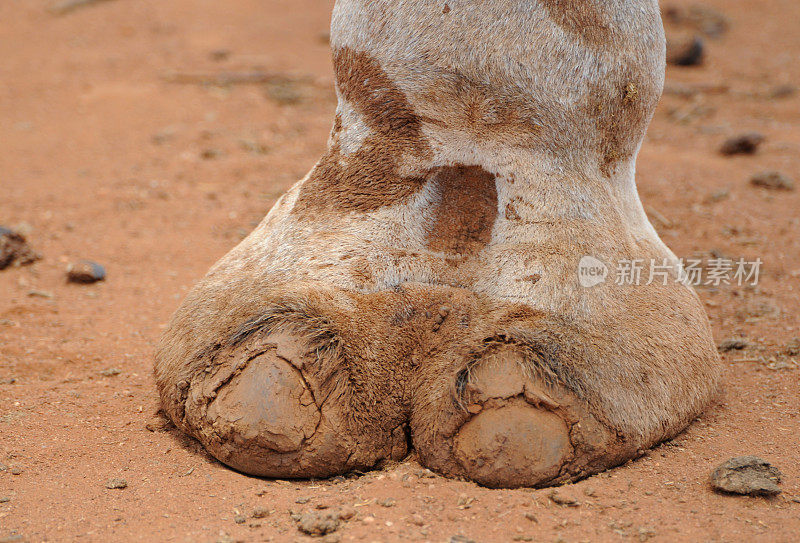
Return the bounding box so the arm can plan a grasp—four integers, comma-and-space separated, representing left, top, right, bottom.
1, 0, 799, 541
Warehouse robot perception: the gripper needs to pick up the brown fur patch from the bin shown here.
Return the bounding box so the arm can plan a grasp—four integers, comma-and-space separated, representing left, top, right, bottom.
539, 0, 614, 46
425, 165, 498, 255
293, 47, 430, 215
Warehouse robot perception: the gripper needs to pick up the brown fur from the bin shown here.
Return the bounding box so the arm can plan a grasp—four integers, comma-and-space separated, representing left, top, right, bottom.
293, 47, 430, 215
538, 0, 615, 46
425, 165, 497, 255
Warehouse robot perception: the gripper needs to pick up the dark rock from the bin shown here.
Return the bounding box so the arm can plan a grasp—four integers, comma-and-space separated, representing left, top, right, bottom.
0, 227, 41, 270
67, 260, 106, 283
720, 133, 764, 155
710, 456, 782, 496
750, 171, 795, 191
666, 35, 704, 66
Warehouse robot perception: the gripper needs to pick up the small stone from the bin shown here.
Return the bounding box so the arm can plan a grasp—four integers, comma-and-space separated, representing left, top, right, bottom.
0, 227, 41, 270
409, 513, 425, 526
548, 489, 580, 507
718, 338, 748, 352
295, 497, 309, 504
512, 536, 534, 542
750, 171, 795, 191
710, 456, 782, 496
378, 498, 396, 507
9, 468, 22, 476
439, 306, 450, 317
251, 506, 270, 519
67, 260, 106, 284
321, 534, 341, 543
450, 536, 477, 543
105, 478, 128, 489
296, 511, 340, 536
666, 35, 704, 66
0, 497, 10, 503
233, 514, 246, 524
720, 133, 764, 156
101, 368, 122, 377
523, 512, 537, 522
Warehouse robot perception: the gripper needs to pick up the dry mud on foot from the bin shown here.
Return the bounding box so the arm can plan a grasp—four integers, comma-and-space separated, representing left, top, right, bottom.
1, 0, 799, 541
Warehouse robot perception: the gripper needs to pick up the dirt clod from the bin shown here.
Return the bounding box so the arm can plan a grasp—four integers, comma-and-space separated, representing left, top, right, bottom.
0, 227, 41, 270
251, 506, 270, 519
296, 510, 340, 536
105, 478, 128, 489
720, 133, 764, 155
750, 171, 795, 191
67, 260, 106, 283
548, 489, 580, 507
710, 456, 782, 496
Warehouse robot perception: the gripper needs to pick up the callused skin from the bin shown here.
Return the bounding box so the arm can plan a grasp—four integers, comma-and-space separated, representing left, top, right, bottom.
154, 0, 721, 488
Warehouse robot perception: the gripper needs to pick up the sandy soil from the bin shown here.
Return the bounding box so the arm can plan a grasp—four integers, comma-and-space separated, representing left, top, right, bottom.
1, 0, 799, 541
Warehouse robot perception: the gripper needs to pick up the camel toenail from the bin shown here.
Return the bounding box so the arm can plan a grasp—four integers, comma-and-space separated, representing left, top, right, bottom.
453, 400, 572, 488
